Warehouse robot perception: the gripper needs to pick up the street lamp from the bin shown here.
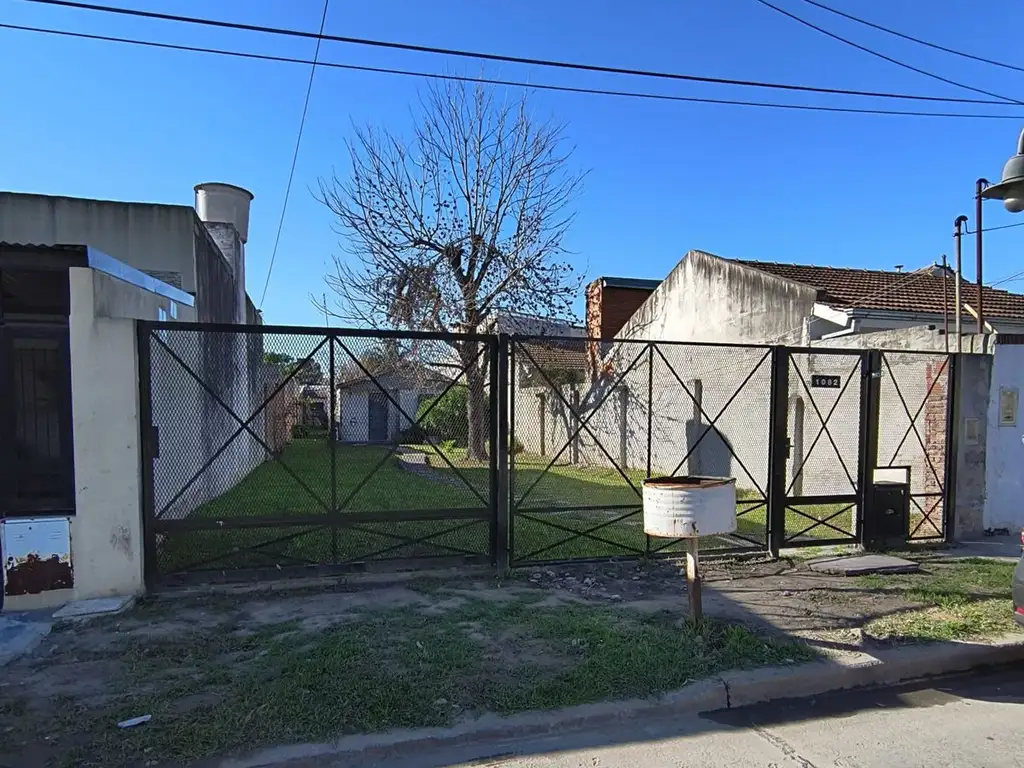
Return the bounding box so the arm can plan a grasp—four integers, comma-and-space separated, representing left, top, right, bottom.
962, 128, 1024, 334
981, 128, 1024, 213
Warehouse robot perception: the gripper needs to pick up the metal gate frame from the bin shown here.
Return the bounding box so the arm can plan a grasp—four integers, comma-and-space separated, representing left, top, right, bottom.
139, 322, 499, 586
138, 322, 961, 583
767, 347, 870, 552
767, 347, 958, 554
505, 335, 775, 566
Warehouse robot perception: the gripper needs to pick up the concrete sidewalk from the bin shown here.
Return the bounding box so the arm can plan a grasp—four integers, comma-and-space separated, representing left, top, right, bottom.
220, 633, 1024, 768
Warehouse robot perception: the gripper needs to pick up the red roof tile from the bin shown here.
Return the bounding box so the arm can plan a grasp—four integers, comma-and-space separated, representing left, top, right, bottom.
732, 259, 1024, 320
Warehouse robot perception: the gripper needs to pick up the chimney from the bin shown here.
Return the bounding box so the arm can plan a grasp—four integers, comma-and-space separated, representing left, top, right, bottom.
195, 182, 254, 323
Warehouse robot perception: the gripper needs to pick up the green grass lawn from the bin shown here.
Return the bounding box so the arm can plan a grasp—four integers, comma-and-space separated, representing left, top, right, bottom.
158, 440, 855, 574
858, 558, 1019, 642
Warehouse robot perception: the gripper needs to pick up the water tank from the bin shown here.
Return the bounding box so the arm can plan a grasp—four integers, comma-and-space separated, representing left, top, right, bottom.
194, 182, 254, 243
643, 476, 737, 538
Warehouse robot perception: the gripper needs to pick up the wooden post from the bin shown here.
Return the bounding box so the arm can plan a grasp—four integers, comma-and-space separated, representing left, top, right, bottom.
685, 537, 702, 621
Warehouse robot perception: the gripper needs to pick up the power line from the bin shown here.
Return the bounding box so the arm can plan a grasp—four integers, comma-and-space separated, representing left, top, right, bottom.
989, 268, 1024, 288
3, 22, 1023, 121
258, 0, 330, 309
794, 0, 1024, 75
752, 0, 1024, 106
15, 0, 1024, 107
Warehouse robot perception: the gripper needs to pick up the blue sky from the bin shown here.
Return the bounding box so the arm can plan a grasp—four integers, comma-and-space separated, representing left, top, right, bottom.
2, 0, 1023, 326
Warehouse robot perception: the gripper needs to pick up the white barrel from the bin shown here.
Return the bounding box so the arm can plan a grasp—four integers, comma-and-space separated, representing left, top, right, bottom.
642, 476, 737, 538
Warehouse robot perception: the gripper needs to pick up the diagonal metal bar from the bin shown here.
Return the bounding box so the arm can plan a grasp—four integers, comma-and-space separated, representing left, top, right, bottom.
515, 342, 650, 506
910, 495, 943, 537
160, 525, 326, 573
334, 339, 490, 510
788, 357, 860, 494
784, 503, 856, 542
337, 519, 486, 562
152, 332, 331, 518
656, 346, 772, 496
152, 330, 328, 517
736, 499, 767, 517
883, 354, 949, 490
516, 507, 645, 562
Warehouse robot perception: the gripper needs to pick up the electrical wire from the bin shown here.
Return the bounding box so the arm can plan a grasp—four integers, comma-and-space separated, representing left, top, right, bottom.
794, 0, 1024, 76
258, 0, 330, 309
752, 0, 1024, 106
988, 268, 1024, 288
3, 22, 1023, 121
14, 0, 1024, 107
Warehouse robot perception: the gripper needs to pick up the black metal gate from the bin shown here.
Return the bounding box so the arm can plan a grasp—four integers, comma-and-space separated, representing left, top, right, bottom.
138, 323, 959, 583
138, 322, 498, 585
507, 336, 774, 565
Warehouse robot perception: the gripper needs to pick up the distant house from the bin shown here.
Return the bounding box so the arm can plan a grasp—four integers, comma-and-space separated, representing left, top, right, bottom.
336, 366, 450, 444
585, 250, 1024, 539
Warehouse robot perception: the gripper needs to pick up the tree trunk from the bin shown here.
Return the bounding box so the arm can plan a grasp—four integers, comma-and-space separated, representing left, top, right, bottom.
466, 364, 488, 462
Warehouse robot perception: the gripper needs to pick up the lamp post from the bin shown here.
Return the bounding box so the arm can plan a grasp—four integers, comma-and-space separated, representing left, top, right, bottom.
978, 128, 1024, 332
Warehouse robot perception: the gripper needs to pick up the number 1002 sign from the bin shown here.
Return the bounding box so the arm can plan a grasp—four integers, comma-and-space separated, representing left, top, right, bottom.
810, 375, 841, 389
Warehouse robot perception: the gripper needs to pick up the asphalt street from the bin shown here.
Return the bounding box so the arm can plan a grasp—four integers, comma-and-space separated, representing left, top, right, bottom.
327, 666, 1024, 768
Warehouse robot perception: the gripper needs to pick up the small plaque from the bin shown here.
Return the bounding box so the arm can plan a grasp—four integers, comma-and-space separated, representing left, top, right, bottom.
811, 375, 841, 389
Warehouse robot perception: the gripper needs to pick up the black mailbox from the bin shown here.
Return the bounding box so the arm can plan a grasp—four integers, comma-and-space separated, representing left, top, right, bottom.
865, 467, 910, 551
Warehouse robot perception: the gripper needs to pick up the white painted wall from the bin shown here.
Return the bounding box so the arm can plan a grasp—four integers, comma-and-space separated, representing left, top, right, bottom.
984, 344, 1024, 531
65, 267, 146, 602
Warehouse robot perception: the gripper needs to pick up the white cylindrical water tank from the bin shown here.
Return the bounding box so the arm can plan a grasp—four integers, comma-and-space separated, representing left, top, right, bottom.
194, 182, 254, 243
642, 476, 737, 538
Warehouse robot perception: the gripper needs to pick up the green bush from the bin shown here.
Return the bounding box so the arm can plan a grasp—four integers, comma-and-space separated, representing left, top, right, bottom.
291, 424, 328, 440
416, 386, 491, 447
417, 386, 470, 445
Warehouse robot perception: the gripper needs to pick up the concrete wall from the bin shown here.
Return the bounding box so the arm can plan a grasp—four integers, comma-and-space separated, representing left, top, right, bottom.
984, 342, 1024, 532
618, 251, 818, 345
0, 193, 198, 293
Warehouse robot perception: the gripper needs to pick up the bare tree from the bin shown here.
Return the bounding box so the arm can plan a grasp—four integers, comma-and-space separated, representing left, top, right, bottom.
318, 78, 585, 460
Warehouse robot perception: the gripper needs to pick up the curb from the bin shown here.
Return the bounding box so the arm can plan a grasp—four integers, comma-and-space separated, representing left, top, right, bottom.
220, 634, 1024, 768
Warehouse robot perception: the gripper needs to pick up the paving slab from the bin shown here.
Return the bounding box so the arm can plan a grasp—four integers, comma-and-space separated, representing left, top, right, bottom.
53, 595, 135, 620
807, 554, 920, 576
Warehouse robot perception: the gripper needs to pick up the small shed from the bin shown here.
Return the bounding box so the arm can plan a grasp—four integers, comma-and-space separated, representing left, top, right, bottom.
336, 369, 449, 444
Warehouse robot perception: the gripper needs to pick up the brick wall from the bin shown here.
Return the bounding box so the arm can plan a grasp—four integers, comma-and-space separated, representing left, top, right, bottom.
922, 361, 948, 531
585, 281, 657, 340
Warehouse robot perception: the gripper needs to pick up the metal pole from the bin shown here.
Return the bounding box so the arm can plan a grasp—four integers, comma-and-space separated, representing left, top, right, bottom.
941, 254, 949, 353
954, 215, 967, 354
685, 537, 702, 621
976, 178, 988, 334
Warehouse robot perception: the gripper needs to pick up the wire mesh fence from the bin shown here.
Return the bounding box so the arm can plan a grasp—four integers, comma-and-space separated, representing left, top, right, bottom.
140, 323, 497, 582
509, 336, 774, 564
139, 323, 958, 583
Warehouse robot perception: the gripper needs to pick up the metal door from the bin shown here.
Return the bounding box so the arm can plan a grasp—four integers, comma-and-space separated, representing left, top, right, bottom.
367, 392, 389, 442
774, 348, 867, 548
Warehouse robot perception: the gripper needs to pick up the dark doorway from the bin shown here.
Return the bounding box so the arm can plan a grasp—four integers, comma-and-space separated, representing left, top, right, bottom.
367, 392, 389, 442
0, 263, 76, 519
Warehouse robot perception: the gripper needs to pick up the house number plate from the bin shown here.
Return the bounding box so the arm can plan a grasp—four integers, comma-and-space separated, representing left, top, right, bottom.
810, 375, 841, 389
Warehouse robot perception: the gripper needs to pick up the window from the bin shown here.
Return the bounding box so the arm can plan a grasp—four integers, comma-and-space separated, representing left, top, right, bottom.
999, 387, 1019, 427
